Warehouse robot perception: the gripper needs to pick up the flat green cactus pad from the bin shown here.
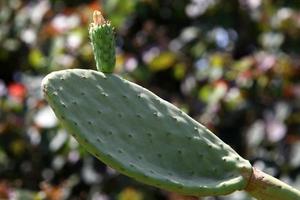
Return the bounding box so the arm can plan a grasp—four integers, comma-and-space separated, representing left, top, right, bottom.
42, 69, 252, 196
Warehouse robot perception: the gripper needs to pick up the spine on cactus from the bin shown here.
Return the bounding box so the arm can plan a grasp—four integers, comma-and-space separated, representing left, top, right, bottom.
89, 11, 116, 73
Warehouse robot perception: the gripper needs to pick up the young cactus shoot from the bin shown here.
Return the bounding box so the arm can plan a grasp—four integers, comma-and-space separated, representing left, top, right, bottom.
89, 11, 116, 73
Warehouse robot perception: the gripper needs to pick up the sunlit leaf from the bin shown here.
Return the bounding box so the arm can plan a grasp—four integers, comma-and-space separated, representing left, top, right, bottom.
118, 187, 143, 200
173, 62, 186, 80
29, 49, 45, 68
148, 51, 176, 72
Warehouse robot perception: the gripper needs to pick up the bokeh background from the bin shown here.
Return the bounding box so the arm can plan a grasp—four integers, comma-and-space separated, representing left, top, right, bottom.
1, 0, 300, 199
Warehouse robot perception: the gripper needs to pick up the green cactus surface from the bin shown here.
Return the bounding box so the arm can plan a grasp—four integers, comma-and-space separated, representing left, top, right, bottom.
89, 11, 116, 73
42, 69, 252, 196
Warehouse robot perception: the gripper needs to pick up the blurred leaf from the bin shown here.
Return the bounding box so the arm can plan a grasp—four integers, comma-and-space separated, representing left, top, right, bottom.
224, 88, 245, 110
15, 189, 41, 200
198, 85, 213, 103
29, 49, 45, 68
190, 41, 206, 57
148, 52, 176, 72
103, 0, 138, 28
173, 62, 186, 80
0, 148, 8, 165
275, 56, 294, 78
233, 57, 253, 72
10, 139, 26, 156
118, 187, 143, 200
210, 53, 225, 67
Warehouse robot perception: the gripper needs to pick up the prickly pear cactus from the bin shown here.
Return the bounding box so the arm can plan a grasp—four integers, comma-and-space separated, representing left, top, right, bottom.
42, 69, 252, 196
89, 11, 116, 73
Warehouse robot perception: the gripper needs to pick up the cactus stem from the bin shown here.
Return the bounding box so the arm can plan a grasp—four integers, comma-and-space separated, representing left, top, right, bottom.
245, 167, 300, 200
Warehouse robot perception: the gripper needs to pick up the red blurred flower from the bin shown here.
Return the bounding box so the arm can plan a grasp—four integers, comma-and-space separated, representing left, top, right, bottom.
8, 82, 27, 102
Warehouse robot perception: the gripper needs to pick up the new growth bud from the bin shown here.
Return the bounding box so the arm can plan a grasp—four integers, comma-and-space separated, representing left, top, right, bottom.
92, 11, 105, 26
89, 11, 116, 73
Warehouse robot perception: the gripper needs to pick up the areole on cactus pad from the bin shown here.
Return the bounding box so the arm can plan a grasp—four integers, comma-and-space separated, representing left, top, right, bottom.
42, 11, 300, 200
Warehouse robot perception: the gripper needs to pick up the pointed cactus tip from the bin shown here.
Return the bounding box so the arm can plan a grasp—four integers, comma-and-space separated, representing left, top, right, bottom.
93, 11, 105, 26
89, 10, 116, 73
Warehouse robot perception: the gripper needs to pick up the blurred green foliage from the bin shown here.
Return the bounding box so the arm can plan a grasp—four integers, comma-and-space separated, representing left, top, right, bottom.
1, 0, 300, 199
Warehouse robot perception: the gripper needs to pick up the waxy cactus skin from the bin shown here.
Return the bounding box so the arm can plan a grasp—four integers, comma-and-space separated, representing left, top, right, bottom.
42, 69, 252, 196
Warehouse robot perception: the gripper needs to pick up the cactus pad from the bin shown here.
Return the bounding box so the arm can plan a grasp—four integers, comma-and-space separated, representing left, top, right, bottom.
42, 69, 252, 196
